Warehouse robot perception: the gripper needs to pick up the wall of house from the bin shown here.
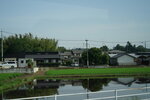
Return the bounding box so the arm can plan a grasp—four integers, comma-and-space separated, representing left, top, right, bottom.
18, 58, 34, 67
117, 55, 137, 66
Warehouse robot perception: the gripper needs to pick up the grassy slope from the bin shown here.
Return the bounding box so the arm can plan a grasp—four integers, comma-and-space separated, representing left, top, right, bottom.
46, 67, 150, 76
0, 73, 25, 92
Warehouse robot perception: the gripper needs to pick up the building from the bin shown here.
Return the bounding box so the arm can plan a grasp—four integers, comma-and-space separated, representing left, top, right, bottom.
4, 52, 60, 67
60, 49, 85, 66
25, 52, 60, 67
135, 52, 150, 65
72, 49, 84, 66
109, 53, 137, 66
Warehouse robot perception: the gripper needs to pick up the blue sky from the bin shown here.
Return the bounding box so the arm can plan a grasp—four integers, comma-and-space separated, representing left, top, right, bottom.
0, 0, 150, 48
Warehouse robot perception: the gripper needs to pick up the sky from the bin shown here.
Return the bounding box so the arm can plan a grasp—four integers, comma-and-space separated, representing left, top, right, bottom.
0, 0, 150, 49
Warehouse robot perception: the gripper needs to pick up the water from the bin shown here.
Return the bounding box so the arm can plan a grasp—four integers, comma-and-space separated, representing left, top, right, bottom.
1, 77, 150, 100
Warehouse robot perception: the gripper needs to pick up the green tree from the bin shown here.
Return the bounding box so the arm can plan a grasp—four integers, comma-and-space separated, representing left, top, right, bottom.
2, 33, 58, 56
82, 47, 109, 66
113, 44, 125, 51
100, 45, 109, 52
58, 46, 66, 52
101, 53, 109, 65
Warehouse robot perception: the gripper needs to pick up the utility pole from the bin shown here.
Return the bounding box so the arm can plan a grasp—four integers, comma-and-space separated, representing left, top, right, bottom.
85, 40, 89, 68
1, 29, 3, 62
144, 41, 146, 49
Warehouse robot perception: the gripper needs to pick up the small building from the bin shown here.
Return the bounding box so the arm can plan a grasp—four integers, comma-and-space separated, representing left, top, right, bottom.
109, 53, 137, 66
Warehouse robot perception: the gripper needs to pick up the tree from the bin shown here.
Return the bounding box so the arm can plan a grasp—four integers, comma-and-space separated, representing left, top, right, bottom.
2, 33, 58, 56
101, 53, 109, 65
82, 47, 109, 66
125, 41, 136, 53
82, 78, 111, 92
26, 59, 34, 68
100, 45, 109, 52
58, 46, 66, 52
113, 44, 125, 51
136, 45, 146, 52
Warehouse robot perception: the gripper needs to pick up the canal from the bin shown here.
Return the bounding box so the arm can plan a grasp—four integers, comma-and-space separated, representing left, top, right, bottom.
1, 77, 150, 100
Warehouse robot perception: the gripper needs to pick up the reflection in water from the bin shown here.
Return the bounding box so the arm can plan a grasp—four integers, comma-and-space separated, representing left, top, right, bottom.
82, 78, 111, 92
3, 79, 60, 99
1, 77, 150, 99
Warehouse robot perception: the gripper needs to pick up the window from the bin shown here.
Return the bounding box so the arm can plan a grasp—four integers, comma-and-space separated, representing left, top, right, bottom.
21, 60, 24, 63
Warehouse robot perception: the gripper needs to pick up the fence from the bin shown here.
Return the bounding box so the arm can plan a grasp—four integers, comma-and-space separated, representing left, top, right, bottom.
0, 68, 39, 73
3, 86, 150, 100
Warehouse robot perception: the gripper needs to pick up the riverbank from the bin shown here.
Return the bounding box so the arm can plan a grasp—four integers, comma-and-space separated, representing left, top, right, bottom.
0, 73, 35, 93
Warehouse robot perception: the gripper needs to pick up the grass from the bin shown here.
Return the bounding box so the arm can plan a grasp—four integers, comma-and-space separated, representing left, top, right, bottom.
0, 73, 32, 93
0, 73, 23, 82
46, 67, 150, 77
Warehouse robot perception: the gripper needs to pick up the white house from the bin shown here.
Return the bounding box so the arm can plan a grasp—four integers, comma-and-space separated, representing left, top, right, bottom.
109, 53, 137, 66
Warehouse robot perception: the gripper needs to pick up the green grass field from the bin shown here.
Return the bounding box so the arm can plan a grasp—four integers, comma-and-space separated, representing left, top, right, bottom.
0, 73, 23, 82
0, 73, 23, 92
46, 67, 150, 76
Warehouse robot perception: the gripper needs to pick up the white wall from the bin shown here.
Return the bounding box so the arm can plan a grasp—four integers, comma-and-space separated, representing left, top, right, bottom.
18, 58, 34, 67
117, 55, 137, 66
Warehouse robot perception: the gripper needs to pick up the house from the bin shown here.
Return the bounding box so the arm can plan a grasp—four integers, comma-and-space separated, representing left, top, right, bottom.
60, 49, 85, 66
25, 52, 60, 67
135, 52, 150, 65
72, 49, 84, 66
4, 52, 60, 67
60, 51, 73, 66
109, 53, 137, 66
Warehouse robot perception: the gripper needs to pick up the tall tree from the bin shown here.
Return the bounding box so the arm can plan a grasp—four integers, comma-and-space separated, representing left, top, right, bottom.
2, 33, 58, 56
100, 45, 109, 52
82, 47, 109, 66
113, 44, 125, 51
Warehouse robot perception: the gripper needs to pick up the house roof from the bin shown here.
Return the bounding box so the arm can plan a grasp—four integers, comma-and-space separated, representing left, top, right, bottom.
4, 52, 25, 58
111, 53, 136, 59
4, 52, 60, 59
108, 50, 125, 54
60, 51, 73, 56
72, 49, 84, 54
108, 54, 117, 58
25, 52, 60, 59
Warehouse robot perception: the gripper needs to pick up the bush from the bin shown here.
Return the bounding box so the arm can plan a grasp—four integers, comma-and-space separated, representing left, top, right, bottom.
38, 63, 60, 67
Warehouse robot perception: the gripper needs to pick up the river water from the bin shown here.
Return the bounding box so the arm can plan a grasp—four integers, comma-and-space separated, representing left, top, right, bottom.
1, 77, 150, 100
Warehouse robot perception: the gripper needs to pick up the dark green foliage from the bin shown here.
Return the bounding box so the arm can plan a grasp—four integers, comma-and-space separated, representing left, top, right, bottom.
113, 44, 125, 51
113, 41, 149, 53
38, 62, 60, 67
82, 47, 109, 65
100, 45, 109, 52
0, 33, 58, 58
62, 60, 73, 66
82, 78, 110, 92
101, 53, 109, 65
26, 59, 34, 68
58, 46, 67, 52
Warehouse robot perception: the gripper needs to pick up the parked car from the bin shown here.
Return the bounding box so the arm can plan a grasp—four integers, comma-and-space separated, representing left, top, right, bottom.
0, 61, 17, 69
71, 63, 79, 67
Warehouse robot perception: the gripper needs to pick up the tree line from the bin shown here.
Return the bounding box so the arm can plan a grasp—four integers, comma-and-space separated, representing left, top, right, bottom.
0, 33, 58, 57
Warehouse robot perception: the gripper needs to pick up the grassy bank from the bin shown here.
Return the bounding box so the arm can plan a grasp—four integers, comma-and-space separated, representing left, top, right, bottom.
0, 73, 34, 93
46, 67, 150, 77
